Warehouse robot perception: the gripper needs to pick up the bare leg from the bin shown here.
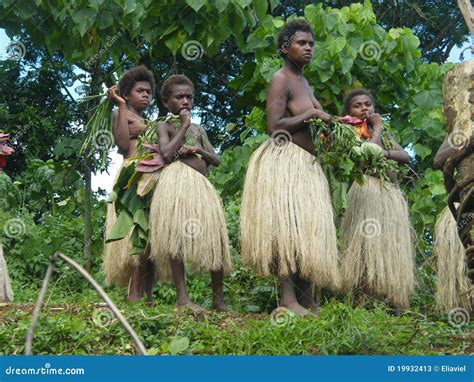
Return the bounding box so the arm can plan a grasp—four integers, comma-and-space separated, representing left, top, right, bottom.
211, 270, 237, 315
127, 264, 143, 303
279, 276, 308, 316
294, 276, 319, 316
170, 257, 204, 313
143, 256, 155, 306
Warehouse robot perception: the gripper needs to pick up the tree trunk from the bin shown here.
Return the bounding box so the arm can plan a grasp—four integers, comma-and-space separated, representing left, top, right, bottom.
443, 59, 474, 283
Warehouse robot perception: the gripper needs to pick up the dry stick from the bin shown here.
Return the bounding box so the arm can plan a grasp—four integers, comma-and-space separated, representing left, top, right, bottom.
25, 253, 58, 355
25, 252, 147, 355
55, 252, 147, 355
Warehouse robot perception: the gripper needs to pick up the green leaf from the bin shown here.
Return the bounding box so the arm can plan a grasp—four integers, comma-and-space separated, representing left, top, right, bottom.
412, 143, 432, 160
322, 12, 338, 32
185, 0, 206, 12
328, 36, 346, 55
88, 0, 104, 11
429, 183, 446, 196
71, 8, 97, 37
253, 0, 267, 20
124, 0, 137, 14
215, 0, 229, 12
226, 123, 236, 132
169, 336, 190, 355
272, 18, 284, 28
97, 12, 114, 29
106, 210, 133, 242
133, 208, 148, 231
412, 90, 442, 110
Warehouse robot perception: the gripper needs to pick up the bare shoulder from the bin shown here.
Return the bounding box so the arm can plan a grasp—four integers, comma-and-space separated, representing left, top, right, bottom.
270, 68, 291, 84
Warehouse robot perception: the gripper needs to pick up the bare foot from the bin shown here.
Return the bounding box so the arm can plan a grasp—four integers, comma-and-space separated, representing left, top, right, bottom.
389, 305, 401, 317
212, 303, 239, 316
280, 302, 308, 317
175, 300, 206, 315
302, 303, 320, 317
127, 292, 142, 303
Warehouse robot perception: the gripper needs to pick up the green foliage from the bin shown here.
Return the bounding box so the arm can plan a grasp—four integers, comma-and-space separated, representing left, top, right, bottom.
1, 297, 470, 355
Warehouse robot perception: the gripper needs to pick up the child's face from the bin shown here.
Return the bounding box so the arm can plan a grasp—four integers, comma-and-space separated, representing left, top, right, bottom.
283, 31, 314, 65
349, 95, 375, 119
124, 81, 152, 111
164, 84, 194, 114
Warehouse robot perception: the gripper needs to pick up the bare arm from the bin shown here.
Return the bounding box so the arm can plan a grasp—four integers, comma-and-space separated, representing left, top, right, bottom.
157, 110, 190, 163
112, 107, 132, 153
367, 113, 409, 164
383, 139, 410, 164
266, 73, 330, 134
195, 127, 219, 166
433, 135, 453, 170
106, 86, 131, 153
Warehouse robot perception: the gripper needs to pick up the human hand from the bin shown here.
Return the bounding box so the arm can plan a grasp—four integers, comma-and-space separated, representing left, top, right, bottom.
308, 108, 332, 123
105, 85, 126, 106
178, 145, 199, 156
366, 113, 383, 127
179, 109, 191, 129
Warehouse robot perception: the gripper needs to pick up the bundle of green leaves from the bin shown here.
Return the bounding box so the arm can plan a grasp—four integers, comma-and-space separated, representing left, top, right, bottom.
310, 118, 400, 216
106, 114, 181, 255
79, 95, 113, 168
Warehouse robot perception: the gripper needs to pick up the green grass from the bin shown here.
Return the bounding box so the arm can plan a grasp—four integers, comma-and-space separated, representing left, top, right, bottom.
0, 264, 471, 356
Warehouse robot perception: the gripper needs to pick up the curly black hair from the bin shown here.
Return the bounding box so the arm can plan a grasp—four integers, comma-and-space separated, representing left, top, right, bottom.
118, 65, 155, 97
343, 89, 375, 115
277, 19, 314, 57
160, 74, 194, 102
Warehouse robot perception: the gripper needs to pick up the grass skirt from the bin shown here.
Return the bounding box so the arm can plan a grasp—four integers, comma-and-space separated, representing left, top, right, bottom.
149, 161, 232, 281
340, 176, 415, 309
240, 139, 340, 289
103, 162, 140, 288
434, 206, 472, 311
0, 244, 13, 302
